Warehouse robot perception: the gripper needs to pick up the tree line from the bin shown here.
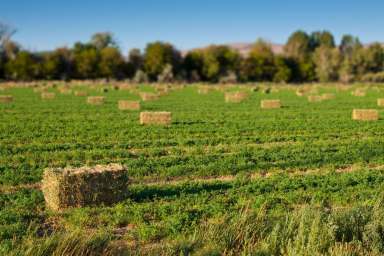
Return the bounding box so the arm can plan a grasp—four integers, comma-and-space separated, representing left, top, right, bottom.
1, 25, 384, 83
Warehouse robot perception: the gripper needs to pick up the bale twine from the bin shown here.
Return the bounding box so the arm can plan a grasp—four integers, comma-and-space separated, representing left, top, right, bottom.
261, 99, 281, 109
352, 109, 379, 121
307, 95, 323, 102
377, 98, 384, 107
87, 96, 105, 105
0, 95, 13, 103
140, 111, 171, 125
41, 92, 56, 100
225, 91, 248, 103
42, 164, 128, 211
118, 100, 140, 110
74, 91, 88, 97
140, 92, 159, 101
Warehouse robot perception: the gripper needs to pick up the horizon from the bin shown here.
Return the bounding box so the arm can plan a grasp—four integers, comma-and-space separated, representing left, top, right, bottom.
2, 0, 384, 52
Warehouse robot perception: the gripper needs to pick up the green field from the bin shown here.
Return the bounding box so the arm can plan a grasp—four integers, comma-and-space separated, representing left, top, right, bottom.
1, 83, 384, 255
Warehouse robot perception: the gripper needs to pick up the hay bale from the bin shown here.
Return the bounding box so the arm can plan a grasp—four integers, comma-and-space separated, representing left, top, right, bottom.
42, 164, 128, 211
87, 96, 105, 105
351, 89, 366, 97
58, 87, 72, 95
139, 92, 159, 101
0, 95, 13, 103
225, 91, 248, 103
140, 111, 171, 125
118, 100, 140, 110
307, 95, 323, 102
321, 93, 335, 100
261, 99, 281, 109
74, 91, 87, 97
198, 87, 211, 95
377, 98, 384, 107
41, 92, 56, 100
352, 109, 379, 121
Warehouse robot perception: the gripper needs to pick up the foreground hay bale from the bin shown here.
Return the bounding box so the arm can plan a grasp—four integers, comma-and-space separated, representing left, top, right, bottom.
261, 99, 281, 109
307, 95, 323, 102
140, 111, 171, 125
377, 98, 384, 107
42, 164, 128, 211
118, 100, 140, 110
87, 96, 105, 105
41, 92, 56, 100
225, 91, 248, 103
74, 91, 87, 97
140, 92, 159, 101
0, 95, 13, 103
352, 109, 379, 121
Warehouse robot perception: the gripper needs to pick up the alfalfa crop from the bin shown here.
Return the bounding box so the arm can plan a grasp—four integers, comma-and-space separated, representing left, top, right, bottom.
225, 92, 248, 103
0, 95, 13, 103
139, 92, 159, 101
118, 100, 140, 110
87, 96, 105, 105
352, 109, 379, 121
41, 164, 128, 211
140, 111, 171, 125
260, 99, 281, 109
41, 92, 56, 100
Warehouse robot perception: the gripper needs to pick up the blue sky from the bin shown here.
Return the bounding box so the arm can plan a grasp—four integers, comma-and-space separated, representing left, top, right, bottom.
2, 0, 384, 53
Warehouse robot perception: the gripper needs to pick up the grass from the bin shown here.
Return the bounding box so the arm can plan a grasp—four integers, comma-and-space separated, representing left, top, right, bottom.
1, 83, 384, 255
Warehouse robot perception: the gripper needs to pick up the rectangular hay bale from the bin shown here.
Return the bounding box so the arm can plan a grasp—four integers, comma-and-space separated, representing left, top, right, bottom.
352, 109, 379, 121
140, 111, 171, 125
0, 95, 13, 103
41, 92, 56, 100
321, 93, 335, 100
140, 92, 159, 101
261, 99, 281, 109
87, 96, 105, 105
377, 98, 384, 107
42, 164, 128, 211
225, 91, 248, 103
118, 100, 140, 110
307, 95, 323, 102
74, 91, 88, 96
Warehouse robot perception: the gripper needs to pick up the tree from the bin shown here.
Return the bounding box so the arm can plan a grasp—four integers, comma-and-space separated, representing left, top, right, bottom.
73, 44, 99, 79
241, 39, 276, 81
144, 41, 181, 81
309, 31, 335, 50
42, 47, 72, 80
364, 43, 384, 73
5, 51, 38, 80
157, 64, 174, 82
99, 47, 124, 79
128, 48, 143, 72
133, 70, 148, 83
183, 50, 204, 82
339, 35, 362, 57
201, 45, 240, 82
90, 32, 116, 50
284, 30, 311, 60
274, 56, 292, 83
313, 46, 341, 82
